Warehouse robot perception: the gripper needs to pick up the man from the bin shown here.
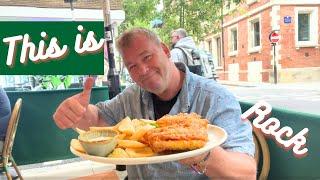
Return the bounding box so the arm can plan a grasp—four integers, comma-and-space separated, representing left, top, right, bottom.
0, 87, 11, 153
170, 28, 196, 64
170, 28, 203, 76
53, 28, 256, 179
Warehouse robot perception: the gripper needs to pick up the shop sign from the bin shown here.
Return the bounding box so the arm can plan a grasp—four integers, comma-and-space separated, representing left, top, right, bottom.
0, 22, 104, 75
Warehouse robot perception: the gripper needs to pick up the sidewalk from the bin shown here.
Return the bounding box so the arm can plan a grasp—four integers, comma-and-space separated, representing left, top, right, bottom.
218, 80, 320, 91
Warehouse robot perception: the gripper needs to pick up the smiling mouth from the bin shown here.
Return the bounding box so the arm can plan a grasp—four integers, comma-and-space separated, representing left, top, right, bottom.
140, 71, 157, 82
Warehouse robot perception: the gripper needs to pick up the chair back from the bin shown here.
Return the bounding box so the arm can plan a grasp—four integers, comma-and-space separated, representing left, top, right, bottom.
253, 125, 270, 180
2, 98, 22, 161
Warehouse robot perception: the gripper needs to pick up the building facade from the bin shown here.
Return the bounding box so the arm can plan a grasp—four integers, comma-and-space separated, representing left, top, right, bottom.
204, 0, 320, 83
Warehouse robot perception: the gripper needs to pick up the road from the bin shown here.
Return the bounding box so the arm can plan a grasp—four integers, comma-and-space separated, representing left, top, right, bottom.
223, 84, 320, 115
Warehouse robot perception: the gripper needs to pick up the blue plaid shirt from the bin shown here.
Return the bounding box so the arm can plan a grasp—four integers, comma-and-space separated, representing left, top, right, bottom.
97, 63, 254, 180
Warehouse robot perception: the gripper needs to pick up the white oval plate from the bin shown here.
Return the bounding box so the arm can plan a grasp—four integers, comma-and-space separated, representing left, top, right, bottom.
70, 125, 227, 165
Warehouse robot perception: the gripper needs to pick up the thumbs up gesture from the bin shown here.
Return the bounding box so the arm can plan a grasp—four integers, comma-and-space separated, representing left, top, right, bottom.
78, 77, 94, 107
53, 77, 95, 129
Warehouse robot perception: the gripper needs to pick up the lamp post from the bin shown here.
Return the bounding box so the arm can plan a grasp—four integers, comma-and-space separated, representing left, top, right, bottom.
103, 0, 121, 99
64, 0, 76, 20
102, 0, 124, 172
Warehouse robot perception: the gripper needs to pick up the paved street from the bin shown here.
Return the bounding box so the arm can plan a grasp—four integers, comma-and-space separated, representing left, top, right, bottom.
221, 82, 320, 115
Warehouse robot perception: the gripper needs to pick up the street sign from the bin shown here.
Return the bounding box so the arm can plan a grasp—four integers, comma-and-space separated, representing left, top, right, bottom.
269, 32, 280, 43
269, 31, 279, 84
284, 16, 292, 24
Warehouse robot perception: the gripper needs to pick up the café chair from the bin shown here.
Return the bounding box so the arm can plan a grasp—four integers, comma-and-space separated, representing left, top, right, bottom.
0, 98, 24, 180
253, 125, 270, 180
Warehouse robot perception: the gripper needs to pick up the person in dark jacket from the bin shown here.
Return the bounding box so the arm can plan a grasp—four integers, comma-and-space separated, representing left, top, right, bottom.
0, 87, 11, 153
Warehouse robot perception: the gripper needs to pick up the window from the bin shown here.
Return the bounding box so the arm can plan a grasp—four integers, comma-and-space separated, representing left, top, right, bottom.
248, 15, 261, 53
207, 40, 212, 54
223, 1, 237, 14
228, 24, 238, 56
295, 7, 318, 47
231, 29, 237, 51
216, 37, 222, 67
252, 21, 260, 46
298, 13, 310, 41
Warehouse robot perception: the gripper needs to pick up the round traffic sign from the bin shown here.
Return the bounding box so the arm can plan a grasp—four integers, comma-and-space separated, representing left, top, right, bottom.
269, 32, 280, 43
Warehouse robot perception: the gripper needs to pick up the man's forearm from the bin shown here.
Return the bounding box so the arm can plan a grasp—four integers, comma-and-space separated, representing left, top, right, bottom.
205, 147, 256, 179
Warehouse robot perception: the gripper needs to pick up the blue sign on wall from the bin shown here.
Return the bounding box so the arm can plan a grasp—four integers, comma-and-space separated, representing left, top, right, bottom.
284, 16, 292, 24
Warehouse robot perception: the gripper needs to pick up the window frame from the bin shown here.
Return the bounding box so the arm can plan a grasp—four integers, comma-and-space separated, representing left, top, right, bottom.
248, 14, 262, 53
228, 24, 238, 56
294, 7, 319, 48
215, 36, 223, 68
207, 39, 212, 54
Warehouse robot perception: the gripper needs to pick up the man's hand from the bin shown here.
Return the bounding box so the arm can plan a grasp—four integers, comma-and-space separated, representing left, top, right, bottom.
53, 77, 94, 129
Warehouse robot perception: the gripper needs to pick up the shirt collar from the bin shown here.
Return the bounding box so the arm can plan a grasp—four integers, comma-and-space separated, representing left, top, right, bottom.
141, 62, 191, 112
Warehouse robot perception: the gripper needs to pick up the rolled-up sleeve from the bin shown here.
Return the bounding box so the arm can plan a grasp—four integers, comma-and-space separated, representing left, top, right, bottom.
96, 94, 123, 126
95, 85, 144, 126
209, 92, 255, 157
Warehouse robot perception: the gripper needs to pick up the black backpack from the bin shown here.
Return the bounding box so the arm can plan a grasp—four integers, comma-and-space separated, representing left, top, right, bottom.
175, 47, 202, 76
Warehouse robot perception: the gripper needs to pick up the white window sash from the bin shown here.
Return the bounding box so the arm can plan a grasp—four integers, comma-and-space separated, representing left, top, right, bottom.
248, 15, 261, 53
228, 24, 238, 56
295, 7, 319, 47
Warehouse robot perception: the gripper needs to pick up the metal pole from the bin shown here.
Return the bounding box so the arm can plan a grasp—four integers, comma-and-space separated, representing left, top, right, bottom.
221, 1, 225, 75
69, 1, 74, 10
179, 0, 183, 27
102, 0, 124, 172
273, 43, 278, 84
69, 0, 75, 21
103, 0, 121, 99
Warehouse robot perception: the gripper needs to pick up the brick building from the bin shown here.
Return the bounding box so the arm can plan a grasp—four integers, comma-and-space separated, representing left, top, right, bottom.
203, 0, 320, 83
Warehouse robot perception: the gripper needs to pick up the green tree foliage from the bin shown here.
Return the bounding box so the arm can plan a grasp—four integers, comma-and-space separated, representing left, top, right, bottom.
162, 0, 222, 43
119, 0, 242, 46
162, 0, 242, 43
119, 0, 160, 32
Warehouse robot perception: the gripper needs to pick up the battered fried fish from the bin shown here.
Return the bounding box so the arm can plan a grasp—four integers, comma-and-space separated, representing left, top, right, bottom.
143, 113, 209, 153
157, 113, 208, 128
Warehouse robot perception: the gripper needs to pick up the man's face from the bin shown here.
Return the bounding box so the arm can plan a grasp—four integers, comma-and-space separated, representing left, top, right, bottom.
122, 35, 171, 94
171, 32, 179, 45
